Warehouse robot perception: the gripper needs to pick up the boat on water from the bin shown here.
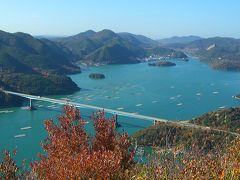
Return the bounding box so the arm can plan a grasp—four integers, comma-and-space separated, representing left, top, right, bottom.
0, 110, 14, 114
20, 126, 32, 130
219, 106, 226, 109
136, 104, 143, 107
14, 134, 26, 138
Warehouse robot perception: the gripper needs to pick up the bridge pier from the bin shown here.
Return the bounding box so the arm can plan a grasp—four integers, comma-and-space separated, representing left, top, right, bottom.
114, 114, 121, 128
28, 98, 33, 111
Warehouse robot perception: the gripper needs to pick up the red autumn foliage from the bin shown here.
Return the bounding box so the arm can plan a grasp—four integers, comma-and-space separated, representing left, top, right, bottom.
31, 105, 134, 179
0, 150, 19, 180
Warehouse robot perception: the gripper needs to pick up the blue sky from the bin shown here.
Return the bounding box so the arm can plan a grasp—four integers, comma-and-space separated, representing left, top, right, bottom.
0, 0, 239, 38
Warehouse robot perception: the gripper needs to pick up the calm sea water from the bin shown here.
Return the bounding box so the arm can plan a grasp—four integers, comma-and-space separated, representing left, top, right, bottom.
0, 58, 240, 163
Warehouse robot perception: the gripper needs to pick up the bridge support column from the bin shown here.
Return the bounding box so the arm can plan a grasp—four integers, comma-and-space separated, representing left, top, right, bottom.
114, 114, 121, 128
29, 98, 33, 111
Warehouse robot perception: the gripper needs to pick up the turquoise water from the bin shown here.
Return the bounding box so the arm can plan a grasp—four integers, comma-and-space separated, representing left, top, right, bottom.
0, 58, 240, 163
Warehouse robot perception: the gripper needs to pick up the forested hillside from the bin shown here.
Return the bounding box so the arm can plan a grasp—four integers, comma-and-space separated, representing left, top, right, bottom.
56, 29, 188, 65
0, 30, 80, 107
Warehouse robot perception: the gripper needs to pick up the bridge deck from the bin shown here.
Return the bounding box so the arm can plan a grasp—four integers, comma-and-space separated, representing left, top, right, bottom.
2, 90, 239, 136
2, 90, 170, 122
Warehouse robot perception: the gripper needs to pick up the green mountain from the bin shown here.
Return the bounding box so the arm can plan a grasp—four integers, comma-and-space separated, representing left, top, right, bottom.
0, 30, 80, 74
56, 29, 187, 65
0, 30, 81, 108
118, 32, 159, 47
85, 42, 140, 64
132, 108, 240, 151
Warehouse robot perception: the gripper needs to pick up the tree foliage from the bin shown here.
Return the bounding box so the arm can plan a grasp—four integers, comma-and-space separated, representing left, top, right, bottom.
1, 106, 239, 179
0, 149, 25, 180
31, 105, 134, 179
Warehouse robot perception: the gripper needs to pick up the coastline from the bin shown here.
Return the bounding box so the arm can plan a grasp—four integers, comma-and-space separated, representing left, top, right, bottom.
233, 95, 240, 100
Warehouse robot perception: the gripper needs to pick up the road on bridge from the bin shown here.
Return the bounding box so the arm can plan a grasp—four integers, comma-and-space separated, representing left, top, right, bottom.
1, 89, 239, 137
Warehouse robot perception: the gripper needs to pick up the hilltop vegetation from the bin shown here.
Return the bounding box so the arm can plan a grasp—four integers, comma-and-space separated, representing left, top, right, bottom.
56, 29, 188, 65
132, 107, 240, 151
0, 30, 80, 107
191, 107, 240, 132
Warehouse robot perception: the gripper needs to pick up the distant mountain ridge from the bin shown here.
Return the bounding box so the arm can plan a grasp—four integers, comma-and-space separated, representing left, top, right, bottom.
158, 35, 202, 44
168, 37, 240, 71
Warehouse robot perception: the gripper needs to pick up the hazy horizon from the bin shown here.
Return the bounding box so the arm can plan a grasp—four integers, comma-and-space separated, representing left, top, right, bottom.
0, 0, 240, 39
1, 28, 240, 40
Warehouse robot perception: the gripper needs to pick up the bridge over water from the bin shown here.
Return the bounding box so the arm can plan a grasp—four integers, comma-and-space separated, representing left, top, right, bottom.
1, 89, 239, 136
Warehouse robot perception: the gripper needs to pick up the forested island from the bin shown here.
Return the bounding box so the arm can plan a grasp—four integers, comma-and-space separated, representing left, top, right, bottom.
89, 73, 105, 79
148, 61, 176, 67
